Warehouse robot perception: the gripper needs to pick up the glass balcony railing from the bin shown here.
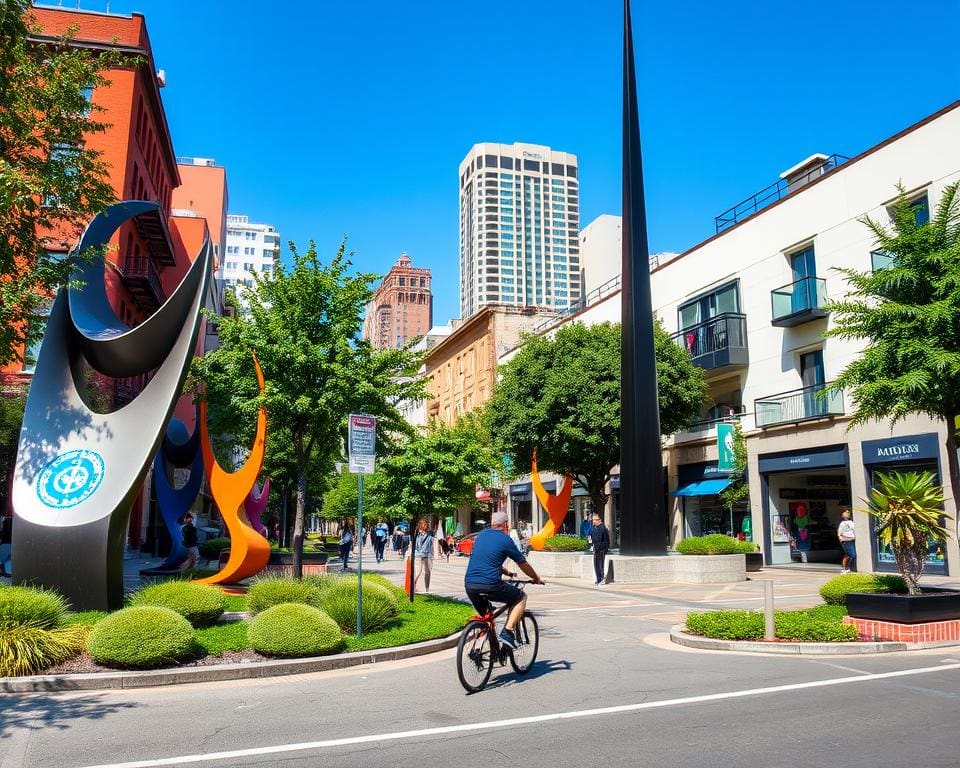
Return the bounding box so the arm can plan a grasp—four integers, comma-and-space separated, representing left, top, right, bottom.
754, 383, 844, 428
770, 276, 828, 327
671, 313, 749, 372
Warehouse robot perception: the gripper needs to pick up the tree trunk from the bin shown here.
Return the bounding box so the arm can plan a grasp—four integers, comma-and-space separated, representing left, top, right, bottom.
943, 413, 960, 539
292, 471, 307, 579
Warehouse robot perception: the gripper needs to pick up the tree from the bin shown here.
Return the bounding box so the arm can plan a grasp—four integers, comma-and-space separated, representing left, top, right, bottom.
826, 183, 960, 530
191, 241, 426, 576
374, 418, 496, 527
486, 321, 708, 514
0, 1, 122, 366
322, 467, 386, 527
0, 392, 26, 514
719, 423, 749, 510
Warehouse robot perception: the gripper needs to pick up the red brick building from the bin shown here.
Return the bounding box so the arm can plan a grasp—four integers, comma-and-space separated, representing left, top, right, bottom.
363, 253, 433, 349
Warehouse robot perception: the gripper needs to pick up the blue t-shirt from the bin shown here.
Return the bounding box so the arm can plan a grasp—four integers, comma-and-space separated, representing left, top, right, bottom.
464, 528, 526, 587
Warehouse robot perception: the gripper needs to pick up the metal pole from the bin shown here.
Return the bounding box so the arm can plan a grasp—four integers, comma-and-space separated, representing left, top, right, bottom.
763, 580, 775, 640
357, 473, 363, 639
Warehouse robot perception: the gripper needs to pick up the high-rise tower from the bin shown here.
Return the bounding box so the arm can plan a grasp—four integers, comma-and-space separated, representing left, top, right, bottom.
458, 143, 580, 319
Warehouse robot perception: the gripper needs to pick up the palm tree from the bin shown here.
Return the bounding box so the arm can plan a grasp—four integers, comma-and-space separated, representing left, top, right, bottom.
862, 471, 952, 595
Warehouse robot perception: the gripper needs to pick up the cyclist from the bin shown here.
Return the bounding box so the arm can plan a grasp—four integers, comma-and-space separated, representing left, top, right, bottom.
464, 510, 543, 650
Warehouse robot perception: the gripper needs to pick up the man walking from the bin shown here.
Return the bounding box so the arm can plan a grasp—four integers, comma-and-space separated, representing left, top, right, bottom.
838, 508, 856, 573
179, 513, 199, 571
589, 513, 610, 586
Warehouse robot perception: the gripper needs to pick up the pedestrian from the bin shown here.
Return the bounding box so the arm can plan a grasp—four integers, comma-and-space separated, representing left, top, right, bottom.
445, 533, 455, 562
580, 513, 593, 540
392, 526, 401, 554
589, 513, 610, 586
399, 526, 410, 559
178, 513, 199, 571
838, 509, 856, 574
413, 519, 435, 592
339, 524, 353, 571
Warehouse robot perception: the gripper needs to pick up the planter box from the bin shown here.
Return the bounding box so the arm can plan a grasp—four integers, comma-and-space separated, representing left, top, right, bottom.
527, 551, 746, 584
526, 550, 587, 578
847, 588, 960, 624
744, 552, 763, 572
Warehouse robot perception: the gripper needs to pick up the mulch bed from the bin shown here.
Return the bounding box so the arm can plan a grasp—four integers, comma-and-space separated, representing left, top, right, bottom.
43, 649, 266, 675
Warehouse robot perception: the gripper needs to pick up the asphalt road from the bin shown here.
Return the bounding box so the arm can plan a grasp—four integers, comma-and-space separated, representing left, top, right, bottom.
3, 553, 960, 768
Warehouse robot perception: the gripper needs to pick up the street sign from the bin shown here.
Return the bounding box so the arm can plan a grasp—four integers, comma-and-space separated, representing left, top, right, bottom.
717, 422, 735, 471
348, 414, 376, 474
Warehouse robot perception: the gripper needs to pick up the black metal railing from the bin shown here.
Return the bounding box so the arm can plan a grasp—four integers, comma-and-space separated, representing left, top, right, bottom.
714, 155, 850, 233
754, 383, 844, 427
685, 410, 745, 433
121, 254, 165, 307
532, 273, 622, 333
770, 276, 827, 322
671, 313, 747, 360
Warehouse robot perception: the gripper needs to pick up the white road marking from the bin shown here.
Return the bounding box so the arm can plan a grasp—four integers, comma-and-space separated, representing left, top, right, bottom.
78, 662, 960, 768
690, 593, 821, 603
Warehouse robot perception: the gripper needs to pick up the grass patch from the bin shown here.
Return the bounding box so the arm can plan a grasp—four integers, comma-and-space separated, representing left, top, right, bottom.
63, 611, 108, 627
222, 594, 248, 612
344, 595, 473, 652
194, 621, 250, 656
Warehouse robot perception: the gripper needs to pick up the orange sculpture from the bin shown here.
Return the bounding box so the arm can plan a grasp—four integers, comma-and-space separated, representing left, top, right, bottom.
528, 449, 575, 551
195, 354, 271, 585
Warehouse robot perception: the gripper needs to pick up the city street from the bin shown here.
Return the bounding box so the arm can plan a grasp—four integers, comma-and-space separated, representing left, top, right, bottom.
3, 551, 960, 768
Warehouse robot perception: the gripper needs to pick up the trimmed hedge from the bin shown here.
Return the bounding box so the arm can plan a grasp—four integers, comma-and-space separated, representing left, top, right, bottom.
247, 576, 323, 614
0, 623, 89, 676
198, 537, 231, 561
88, 606, 196, 668
0, 585, 69, 629
544, 534, 590, 552
676, 534, 741, 555
686, 610, 762, 640
247, 603, 343, 657
685, 605, 859, 642
317, 579, 400, 634
734, 541, 759, 554
818, 573, 907, 606
129, 581, 226, 628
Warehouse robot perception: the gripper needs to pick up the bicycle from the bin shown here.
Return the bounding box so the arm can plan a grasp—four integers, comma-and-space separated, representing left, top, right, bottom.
456, 580, 540, 693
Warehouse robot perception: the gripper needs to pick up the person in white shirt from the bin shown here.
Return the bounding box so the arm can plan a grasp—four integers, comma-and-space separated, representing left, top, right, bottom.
837, 509, 856, 574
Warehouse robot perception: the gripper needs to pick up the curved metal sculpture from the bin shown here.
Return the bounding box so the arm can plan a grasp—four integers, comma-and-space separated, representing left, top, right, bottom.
528, 450, 575, 552
153, 417, 203, 570
244, 477, 270, 538
12, 201, 211, 610
195, 355, 270, 585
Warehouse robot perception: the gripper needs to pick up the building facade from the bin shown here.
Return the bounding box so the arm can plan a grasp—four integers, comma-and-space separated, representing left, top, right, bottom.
503, 100, 960, 576
362, 253, 432, 349
458, 142, 581, 320
222, 214, 278, 294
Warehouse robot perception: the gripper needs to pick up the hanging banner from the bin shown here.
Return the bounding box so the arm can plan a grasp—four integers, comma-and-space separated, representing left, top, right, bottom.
348, 414, 376, 474
717, 423, 735, 471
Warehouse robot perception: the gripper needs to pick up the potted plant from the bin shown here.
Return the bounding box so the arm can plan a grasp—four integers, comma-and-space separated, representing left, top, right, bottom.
846, 470, 958, 623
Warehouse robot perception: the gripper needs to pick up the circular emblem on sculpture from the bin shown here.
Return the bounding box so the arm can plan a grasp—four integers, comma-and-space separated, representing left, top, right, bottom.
37, 449, 105, 509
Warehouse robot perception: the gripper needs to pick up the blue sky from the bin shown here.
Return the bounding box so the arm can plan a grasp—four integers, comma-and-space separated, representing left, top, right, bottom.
93, 0, 959, 323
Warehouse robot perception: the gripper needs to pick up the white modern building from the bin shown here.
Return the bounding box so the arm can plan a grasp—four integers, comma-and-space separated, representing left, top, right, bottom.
222, 214, 279, 295
458, 142, 581, 319
500, 100, 960, 576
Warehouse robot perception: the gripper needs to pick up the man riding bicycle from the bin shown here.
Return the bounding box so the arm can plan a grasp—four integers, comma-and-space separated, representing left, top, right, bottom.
464, 510, 543, 650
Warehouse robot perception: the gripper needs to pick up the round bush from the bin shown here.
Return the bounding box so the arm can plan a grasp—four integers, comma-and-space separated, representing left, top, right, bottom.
818, 573, 907, 605
88, 606, 195, 669
0, 585, 69, 629
198, 537, 231, 561
543, 534, 590, 552
676, 534, 740, 555
129, 581, 226, 628
358, 573, 407, 611
317, 578, 400, 634
247, 576, 323, 614
247, 603, 344, 657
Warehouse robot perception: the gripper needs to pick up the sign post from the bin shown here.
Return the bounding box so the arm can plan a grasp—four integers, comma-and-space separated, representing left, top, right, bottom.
348, 414, 376, 639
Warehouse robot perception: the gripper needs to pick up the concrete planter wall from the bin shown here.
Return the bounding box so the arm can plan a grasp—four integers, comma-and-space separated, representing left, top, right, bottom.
526, 550, 587, 578
526, 551, 747, 584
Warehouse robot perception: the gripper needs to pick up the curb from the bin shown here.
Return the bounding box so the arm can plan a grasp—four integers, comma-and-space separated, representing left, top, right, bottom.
0, 632, 461, 693
669, 626, 911, 655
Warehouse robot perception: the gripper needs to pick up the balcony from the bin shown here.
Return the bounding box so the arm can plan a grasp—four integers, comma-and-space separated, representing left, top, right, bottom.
770, 277, 828, 327
120, 254, 165, 313
686, 410, 744, 434
672, 313, 749, 373
754, 383, 844, 428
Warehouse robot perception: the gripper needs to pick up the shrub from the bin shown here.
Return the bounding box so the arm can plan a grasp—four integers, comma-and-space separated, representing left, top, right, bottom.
543, 534, 589, 552
734, 540, 759, 554
198, 537, 231, 561
359, 573, 407, 610
818, 573, 907, 605
0, 585, 69, 629
685, 610, 764, 640
676, 534, 741, 555
87, 606, 196, 669
247, 577, 322, 615
129, 582, 226, 628
774, 612, 858, 642
317, 578, 400, 634
0, 623, 89, 676
686, 606, 859, 642
247, 603, 343, 657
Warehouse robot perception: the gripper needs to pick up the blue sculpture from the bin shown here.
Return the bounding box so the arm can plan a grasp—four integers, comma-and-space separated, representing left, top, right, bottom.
154, 417, 203, 570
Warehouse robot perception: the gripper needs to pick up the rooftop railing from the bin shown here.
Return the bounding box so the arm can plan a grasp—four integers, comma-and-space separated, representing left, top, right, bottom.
531, 273, 622, 334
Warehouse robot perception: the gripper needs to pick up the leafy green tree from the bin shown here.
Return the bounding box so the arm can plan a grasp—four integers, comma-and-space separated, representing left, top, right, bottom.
486, 321, 707, 513
826, 183, 960, 527
322, 467, 386, 525
0, 1, 122, 366
191, 241, 426, 576
0, 392, 26, 514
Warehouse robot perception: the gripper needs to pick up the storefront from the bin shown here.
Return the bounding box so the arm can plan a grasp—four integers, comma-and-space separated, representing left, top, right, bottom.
758, 445, 851, 566
508, 482, 531, 531
862, 432, 947, 575
675, 462, 745, 538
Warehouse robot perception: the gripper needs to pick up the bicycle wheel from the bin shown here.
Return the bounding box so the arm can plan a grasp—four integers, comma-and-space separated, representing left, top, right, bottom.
508, 612, 539, 675
456, 621, 494, 693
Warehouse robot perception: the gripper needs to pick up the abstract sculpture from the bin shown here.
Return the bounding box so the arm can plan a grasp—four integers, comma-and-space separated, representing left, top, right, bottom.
12, 202, 211, 610
153, 416, 203, 570
195, 354, 270, 585
244, 477, 270, 538
527, 450, 574, 552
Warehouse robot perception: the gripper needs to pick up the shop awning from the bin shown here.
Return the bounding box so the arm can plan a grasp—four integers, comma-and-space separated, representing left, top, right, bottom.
673, 478, 733, 497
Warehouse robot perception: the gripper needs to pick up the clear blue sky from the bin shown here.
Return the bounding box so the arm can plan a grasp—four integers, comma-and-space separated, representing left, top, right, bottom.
93, 0, 959, 323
